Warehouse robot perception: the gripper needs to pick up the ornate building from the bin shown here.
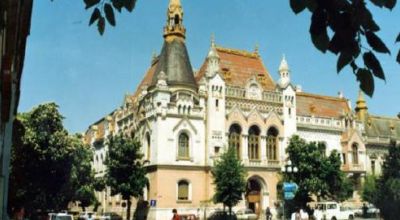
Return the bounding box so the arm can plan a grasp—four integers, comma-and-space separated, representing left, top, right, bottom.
84, 0, 398, 219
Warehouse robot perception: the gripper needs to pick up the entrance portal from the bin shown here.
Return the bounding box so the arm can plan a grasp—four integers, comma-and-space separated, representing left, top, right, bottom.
246, 178, 262, 216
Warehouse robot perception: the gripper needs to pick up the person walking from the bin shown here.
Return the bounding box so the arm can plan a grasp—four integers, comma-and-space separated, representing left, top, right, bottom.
172, 209, 180, 220
266, 207, 272, 220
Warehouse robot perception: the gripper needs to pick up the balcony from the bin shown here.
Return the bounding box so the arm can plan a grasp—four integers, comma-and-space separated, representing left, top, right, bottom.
341, 163, 365, 172
243, 159, 281, 168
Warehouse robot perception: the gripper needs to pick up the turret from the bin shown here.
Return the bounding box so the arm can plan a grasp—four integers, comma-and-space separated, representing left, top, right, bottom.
355, 90, 368, 122
278, 55, 290, 88
206, 34, 220, 77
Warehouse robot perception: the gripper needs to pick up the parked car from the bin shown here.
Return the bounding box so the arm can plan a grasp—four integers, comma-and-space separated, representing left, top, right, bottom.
236, 209, 257, 220
312, 201, 355, 220
49, 213, 74, 220
99, 212, 122, 220
207, 210, 237, 220
78, 212, 100, 220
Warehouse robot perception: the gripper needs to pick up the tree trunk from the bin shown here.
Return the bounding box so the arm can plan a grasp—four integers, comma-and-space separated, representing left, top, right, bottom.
228, 206, 232, 220
127, 199, 132, 220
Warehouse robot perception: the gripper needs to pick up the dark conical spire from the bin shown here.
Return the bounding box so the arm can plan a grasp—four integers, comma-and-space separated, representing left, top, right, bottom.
151, 0, 197, 90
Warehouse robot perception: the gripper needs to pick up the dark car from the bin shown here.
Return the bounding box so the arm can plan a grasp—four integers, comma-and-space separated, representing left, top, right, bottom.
99, 212, 122, 220
207, 211, 237, 220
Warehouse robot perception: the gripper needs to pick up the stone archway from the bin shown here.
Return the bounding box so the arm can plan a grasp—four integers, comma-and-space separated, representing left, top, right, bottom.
246, 176, 268, 216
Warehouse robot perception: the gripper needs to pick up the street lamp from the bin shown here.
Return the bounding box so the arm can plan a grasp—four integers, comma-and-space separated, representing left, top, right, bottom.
281, 160, 298, 220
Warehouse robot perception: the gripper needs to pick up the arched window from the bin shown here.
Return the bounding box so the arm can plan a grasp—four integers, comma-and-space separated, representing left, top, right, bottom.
248, 125, 260, 160
146, 133, 151, 160
177, 180, 189, 200
266, 127, 279, 160
352, 143, 359, 164
178, 133, 189, 158
229, 124, 242, 159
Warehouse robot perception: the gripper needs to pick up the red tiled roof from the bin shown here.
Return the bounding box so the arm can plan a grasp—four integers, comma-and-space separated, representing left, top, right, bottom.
132, 59, 159, 100
196, 47, 276, 90
296, 92, 350, 118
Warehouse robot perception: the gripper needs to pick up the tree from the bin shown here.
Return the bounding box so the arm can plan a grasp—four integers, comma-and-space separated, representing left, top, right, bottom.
211, 147, 247, 218
284, 136, 353, 212
8, 103, 76, 216
289, 0, 400, 97
361, 174, 378, 204
104, 134, 148, 220
8, 103, 97, 217
374, 142, 400, 220
69, 134, 98, 211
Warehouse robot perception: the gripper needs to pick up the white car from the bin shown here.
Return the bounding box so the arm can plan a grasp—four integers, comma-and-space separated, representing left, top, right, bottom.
312, 201, 355, 220
236, 208, 257, 220
49, 213, 74, 220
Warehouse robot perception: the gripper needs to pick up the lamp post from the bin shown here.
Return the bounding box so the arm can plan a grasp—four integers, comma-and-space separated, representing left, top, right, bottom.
281, 160, 298, 220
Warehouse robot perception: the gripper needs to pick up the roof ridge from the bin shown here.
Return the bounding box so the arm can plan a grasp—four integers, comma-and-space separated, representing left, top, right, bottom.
369, 114, 400, 121
216, 46, 259, 58
297, 92, 347, 102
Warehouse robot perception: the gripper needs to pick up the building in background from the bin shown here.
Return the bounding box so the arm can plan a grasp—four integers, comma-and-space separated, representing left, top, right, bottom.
0, 1, 33, 219
84, 0, 399, 219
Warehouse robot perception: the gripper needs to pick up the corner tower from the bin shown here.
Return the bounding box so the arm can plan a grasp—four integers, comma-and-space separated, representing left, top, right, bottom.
355, 90, 368, 122
151, 0, 197, 91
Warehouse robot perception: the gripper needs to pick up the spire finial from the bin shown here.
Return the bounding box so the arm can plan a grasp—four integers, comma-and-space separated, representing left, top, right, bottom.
254, 43, 259, 55
279, 54, 289, 72
211, 33, 215, 48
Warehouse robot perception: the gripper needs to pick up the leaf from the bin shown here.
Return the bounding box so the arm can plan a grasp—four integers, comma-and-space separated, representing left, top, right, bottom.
89, 8, 100, 26
363, 52, 385, 80
384, 0, 397, 9
290, 0, 307, 14
366, 31, 390, 54
97, 16, 105, 35
396, 33, 400, 43
104, 3, 116, 26
310, 8, 329, 53
124, 0, 137, 12
357, 68, 374, 97
111, 0, 124, 12
369, 0, 385, 7
305, 0, 318, 12
84, 0, 100, 10
397, 50, 400, 64
337, 51, 353, 73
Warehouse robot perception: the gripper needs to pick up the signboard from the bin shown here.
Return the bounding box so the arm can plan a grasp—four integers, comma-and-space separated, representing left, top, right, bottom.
283, 182, 298, 192
283, 182, 298, 200
284, 192, 295, 200
150, 200, 157, 207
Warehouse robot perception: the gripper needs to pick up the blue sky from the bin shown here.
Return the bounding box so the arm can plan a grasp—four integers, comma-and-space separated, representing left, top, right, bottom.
19, 0, 400, 133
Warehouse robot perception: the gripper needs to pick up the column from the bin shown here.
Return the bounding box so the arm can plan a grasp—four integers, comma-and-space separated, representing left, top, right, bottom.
260, 136, 267, 164
242, 135, 249, 162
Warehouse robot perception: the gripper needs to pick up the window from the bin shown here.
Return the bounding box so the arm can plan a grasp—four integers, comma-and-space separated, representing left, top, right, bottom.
174, 14, 180, 26
146, 133, 151, 160
266, 127, 279, 160
288, 108, 292, 117
178, 133, 189, 158
342, 153, 347, 164
177, 180, 189, 200
318, 142, 326, 157
371, 160, 376, 175
228, 124, 242, 159
215, 99, 219, 109
248, 125, 260, 160
214, 146, 220, 155
352, 143, 359, 164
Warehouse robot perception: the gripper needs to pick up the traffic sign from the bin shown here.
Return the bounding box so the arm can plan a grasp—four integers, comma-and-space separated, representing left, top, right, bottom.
284, 192, 295, 200
283, 182, 298, 192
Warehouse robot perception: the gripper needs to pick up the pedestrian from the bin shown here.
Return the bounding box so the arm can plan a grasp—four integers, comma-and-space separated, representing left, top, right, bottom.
266, 207, 272, 220
172, 209, 180, 220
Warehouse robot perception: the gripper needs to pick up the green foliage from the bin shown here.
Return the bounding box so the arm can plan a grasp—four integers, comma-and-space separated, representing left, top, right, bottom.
289, 0, 400, 97
284, 135, 353, 210
8, 103, 96, 215
69, 134, 98, 211
104, 134, 148, 220
212, 147, 247, 214
83, 0, 137, 35
374, 142, 400, 220
361, 174, 378, 203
